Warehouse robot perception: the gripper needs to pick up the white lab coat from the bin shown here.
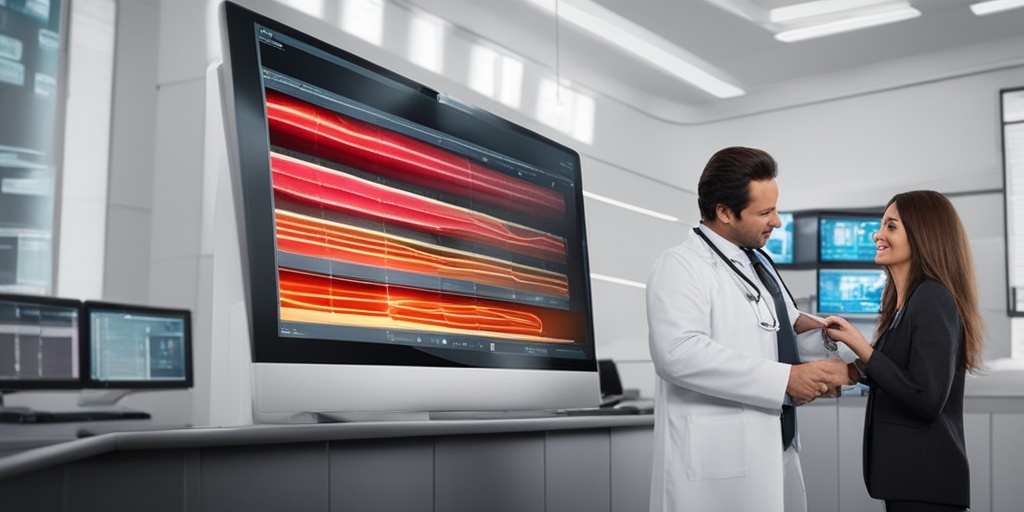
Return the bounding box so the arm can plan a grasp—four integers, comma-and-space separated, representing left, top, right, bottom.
646, 226, 828, 512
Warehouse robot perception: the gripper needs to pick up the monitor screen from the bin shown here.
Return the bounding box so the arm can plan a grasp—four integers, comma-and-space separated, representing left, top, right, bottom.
219, 1, 598, 419
816, 268, 887, 316
83, 301, 192, 389
0, 293, 82, 389
819, 214, 881, 263
764, 212, 794, 265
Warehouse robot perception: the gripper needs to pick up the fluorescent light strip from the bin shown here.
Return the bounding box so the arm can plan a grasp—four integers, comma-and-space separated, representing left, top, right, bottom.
583, 190, 680, 222
590, 273, 647, 289
526, 0, 744, 98
770, 0, 893, 24
970, 0, 1024, 15
775, 6, 921, 42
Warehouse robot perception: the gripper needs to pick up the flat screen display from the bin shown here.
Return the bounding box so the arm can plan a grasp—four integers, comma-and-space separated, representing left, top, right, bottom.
221, 2, 596, 376
0, 293, 81, 389
819, 215, 881, 263
816, 268, 887, 316
764, 212, 794, 265
83, 301, 192, 389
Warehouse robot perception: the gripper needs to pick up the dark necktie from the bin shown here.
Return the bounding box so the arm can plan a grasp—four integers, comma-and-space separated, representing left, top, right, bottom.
743, 248, 799, 449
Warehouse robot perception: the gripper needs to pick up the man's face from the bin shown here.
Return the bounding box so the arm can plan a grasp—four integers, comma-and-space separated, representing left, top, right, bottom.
720, 178, 782, 249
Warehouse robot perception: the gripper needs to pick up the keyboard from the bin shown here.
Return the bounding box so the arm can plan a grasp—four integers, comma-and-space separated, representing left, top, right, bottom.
0, 408, 151, 424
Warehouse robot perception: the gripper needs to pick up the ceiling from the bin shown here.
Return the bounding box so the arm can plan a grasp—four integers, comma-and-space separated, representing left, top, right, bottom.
402, 0, 1024, 123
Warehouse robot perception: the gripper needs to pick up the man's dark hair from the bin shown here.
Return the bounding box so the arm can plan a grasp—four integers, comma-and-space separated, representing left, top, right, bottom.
696, 146, 778, 221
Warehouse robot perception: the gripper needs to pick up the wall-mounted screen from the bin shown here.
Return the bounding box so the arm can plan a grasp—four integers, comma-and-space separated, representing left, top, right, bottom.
0, 293, 81, 389
220, 1, 598, 420
764, 211, 794, 265
83, 301, 192, 389
819, 214, 881, 263
816, 268, 887, 316
0, 0, 69, 295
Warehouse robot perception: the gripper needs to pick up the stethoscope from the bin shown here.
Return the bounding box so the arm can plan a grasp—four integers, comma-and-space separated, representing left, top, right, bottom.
692, 226, 797, 331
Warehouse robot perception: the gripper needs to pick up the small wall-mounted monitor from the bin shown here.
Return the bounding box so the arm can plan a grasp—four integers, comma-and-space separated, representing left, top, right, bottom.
83, 301, 192, 389
819, 214, 881, 264
0, 293, 83, 390
764, 212, 794, 265
816, 268, 887, 316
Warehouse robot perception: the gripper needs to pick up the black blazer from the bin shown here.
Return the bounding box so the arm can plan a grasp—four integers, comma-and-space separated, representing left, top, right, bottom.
859, 279, 969, 507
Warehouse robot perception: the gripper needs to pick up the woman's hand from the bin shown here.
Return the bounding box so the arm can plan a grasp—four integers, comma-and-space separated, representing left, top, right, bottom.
823, 315, 874, 362
794, 313, 827, 334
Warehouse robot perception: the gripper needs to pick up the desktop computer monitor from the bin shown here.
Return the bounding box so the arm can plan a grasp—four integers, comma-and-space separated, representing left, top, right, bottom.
764, 212, 794, 265
220, 1, 599, 421
816, 268, 887, 317
0, 293, 82, 390
819, 214, 881, 264
82, 301, 193, 389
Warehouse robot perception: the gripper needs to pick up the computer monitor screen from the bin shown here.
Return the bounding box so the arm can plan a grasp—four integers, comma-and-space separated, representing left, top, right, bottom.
819, 214, 881, 263
764, 212, 794, 265
816, 268, 887, 316
219, 1, 598, 419
83, 301, 192, 389
0, 293, 82, 389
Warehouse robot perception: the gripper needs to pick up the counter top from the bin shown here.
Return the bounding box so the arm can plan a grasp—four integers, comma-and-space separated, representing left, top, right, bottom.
0, 412, 653, 481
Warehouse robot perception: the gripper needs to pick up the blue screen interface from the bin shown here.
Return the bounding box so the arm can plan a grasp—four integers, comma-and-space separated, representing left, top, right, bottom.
817, 268, 886, 315
819, 216, 880, 262
764, 212, 794, 264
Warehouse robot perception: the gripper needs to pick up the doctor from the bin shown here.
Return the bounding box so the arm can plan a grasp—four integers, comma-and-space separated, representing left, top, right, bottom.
646, 146, 851, 512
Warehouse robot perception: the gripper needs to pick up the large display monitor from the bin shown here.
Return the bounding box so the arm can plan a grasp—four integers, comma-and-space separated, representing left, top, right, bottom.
819, 214, 881, 264
816, 268, 887, 316
219, 1, 599, 421
763, 211, 794, 265
0, 293, 82, 390
82, 301, 192, 390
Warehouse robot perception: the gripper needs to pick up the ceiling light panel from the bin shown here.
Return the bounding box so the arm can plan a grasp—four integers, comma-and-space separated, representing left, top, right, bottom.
525, 0, 745, 98
970, 0, 1024, 16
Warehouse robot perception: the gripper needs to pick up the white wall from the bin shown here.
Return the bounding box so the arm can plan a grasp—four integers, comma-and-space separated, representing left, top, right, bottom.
43, 0, 1022, 422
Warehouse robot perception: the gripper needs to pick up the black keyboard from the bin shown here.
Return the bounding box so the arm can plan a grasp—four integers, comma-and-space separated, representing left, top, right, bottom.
0, 408, 150, 424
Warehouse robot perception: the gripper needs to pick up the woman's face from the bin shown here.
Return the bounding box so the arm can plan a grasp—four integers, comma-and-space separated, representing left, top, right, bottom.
874, 202, 911, 272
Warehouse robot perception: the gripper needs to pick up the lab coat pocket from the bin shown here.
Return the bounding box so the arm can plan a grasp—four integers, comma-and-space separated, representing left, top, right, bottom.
684, 413, 748, 481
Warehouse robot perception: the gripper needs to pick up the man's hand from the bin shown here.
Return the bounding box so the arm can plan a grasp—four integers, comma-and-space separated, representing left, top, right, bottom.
787, 358, 853, 403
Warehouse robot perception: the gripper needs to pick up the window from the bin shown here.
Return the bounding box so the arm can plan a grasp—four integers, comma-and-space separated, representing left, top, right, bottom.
1002, 87, 1024, 317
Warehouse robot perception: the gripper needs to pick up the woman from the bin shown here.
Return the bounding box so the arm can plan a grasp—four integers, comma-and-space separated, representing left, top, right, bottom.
824, 190, 984, 512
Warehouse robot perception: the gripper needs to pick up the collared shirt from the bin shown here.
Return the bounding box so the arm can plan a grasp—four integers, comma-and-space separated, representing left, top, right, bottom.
696, 223, 801, 325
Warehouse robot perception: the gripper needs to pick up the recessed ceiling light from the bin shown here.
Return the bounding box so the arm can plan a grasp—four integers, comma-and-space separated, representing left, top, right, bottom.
590, 273, 647, 289
582, 191, 680, 222
970, 0, 1024, 16
774, 5, 921, 42
705, 0, 921, 43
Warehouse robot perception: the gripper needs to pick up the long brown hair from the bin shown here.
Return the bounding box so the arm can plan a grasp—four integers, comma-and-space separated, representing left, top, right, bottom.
874, 191, 984, 372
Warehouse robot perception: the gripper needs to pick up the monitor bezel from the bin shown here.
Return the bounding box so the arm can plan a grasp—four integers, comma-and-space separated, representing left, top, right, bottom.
0, 292, 84, 390
81, 300, 194, 390
220, 1, 598, 374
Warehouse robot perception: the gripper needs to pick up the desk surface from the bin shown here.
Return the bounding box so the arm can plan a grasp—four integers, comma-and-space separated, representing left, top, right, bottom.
0, 412, 653, 481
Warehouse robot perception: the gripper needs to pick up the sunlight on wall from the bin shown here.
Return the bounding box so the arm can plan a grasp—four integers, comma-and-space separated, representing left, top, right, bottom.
407, 10, 445, 74
536, 78, 595, 145
468, 45, 524, 109
340, 0, 384, 45
275, 0, 324, 18
468, 45, 524, 110
269, 0, 596, 146
496, 55, 524, 109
